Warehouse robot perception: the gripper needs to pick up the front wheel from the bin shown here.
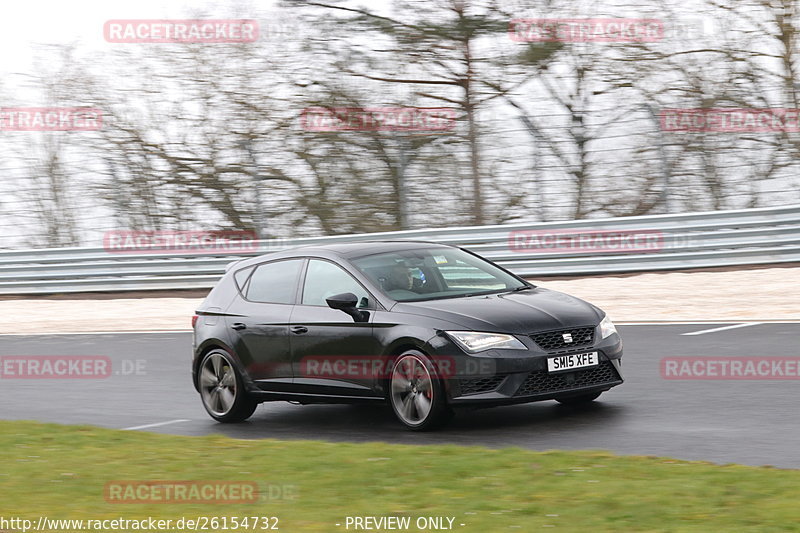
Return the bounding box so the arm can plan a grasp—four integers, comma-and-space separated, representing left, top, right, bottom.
555, 391, 602, 406
389, 351, 453, 431
199, 350, 257, 422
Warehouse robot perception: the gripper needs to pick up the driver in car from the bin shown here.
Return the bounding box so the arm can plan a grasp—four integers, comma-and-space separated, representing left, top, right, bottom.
385, 264, 415, 291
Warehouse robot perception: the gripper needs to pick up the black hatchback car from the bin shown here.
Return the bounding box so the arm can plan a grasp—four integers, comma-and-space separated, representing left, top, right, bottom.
192, 241, 623, 430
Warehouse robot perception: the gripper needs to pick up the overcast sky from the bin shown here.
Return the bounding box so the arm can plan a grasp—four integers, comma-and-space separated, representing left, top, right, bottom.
0, 0, 274, 77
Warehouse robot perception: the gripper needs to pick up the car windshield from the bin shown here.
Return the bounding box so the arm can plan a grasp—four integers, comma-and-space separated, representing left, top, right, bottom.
350, 247, 527, 302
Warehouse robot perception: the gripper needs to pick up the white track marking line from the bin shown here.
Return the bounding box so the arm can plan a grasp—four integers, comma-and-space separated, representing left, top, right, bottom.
0, 323, 797, 336
122, 419, 191, 431
681, 323, 762, 336
0, 330, 191, 336
618, 321, 794, 325
618, 320, 800, 325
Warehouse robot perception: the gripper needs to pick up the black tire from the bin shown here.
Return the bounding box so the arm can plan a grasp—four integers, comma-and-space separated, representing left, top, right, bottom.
198, 350, 258, 423
555, 391, 602, 406
389, 350, 453, 431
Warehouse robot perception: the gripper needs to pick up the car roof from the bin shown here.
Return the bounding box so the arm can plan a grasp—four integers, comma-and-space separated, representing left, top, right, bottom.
304, 240, 456, 257
227, 240, 458, 270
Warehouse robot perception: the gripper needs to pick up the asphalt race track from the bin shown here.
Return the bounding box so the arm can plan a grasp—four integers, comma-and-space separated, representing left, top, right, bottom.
2, 324, 799, 468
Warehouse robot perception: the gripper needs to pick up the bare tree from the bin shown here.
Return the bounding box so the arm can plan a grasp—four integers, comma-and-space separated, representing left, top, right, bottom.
294, 0, 562, 225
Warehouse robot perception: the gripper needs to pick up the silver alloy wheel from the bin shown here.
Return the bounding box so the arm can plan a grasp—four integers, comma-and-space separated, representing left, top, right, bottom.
200, 352, 237, 417
390, 354, 434, 426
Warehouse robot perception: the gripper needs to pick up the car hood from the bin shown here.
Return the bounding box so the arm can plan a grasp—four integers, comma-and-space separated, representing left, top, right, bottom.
391, 288, 604, 334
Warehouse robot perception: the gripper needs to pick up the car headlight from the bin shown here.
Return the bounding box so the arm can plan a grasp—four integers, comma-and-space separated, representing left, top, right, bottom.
598, 315, 618, 339
445, 331, 527, 353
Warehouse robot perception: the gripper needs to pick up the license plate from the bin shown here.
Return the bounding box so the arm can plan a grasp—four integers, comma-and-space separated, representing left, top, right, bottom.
547, 352, 599, 373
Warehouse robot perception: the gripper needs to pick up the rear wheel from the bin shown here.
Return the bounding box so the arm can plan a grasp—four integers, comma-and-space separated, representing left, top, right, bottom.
199, 350, 257, 422
389, 351, 452, 431
555, 391, 602, 406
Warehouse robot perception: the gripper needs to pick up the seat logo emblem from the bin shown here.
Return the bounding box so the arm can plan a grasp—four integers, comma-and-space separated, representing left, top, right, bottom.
562, 333, 574, 343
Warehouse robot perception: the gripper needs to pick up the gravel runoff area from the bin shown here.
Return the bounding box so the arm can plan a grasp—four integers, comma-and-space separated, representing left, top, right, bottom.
0, 266, 796, 334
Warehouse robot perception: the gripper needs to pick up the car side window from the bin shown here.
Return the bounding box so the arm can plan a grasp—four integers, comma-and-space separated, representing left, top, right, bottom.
302, 259, 370, 308
233, 265, 255, 292
246, 259, 304, 304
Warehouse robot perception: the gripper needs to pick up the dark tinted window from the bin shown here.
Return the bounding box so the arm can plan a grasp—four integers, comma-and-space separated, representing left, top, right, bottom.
302, 259, 370, 308
246, 259, 304, 304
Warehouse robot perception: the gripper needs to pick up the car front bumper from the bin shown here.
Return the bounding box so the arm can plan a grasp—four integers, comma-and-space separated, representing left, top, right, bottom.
426, 331, 624, 406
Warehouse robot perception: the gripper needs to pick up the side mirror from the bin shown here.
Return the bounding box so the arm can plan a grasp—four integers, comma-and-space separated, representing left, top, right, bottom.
326, 292, 358, 310
326, 292, 369, 323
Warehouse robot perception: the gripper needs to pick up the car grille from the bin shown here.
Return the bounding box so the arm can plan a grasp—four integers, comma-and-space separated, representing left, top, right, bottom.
459, 375, 506, 395
531, 327, 595, 352
514, 361, 621, 397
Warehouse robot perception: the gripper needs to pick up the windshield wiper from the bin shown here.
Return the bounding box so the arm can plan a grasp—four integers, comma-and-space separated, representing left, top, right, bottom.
462, 286, 534, 298
510, 285, 534, 292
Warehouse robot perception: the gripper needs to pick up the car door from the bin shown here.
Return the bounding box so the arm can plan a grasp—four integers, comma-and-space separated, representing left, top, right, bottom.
289, 258, 384, 397
227, 258, 304, 391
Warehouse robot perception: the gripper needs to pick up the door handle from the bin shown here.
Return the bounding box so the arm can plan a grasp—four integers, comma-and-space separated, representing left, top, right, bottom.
231, 323, 247, 330
291, 326, 309, 334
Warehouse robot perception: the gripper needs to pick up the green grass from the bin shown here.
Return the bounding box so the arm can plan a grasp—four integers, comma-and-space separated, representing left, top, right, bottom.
0, 421, 798, 532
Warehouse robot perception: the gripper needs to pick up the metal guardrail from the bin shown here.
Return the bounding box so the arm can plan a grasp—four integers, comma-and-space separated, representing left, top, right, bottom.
1, 204, 798, 294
